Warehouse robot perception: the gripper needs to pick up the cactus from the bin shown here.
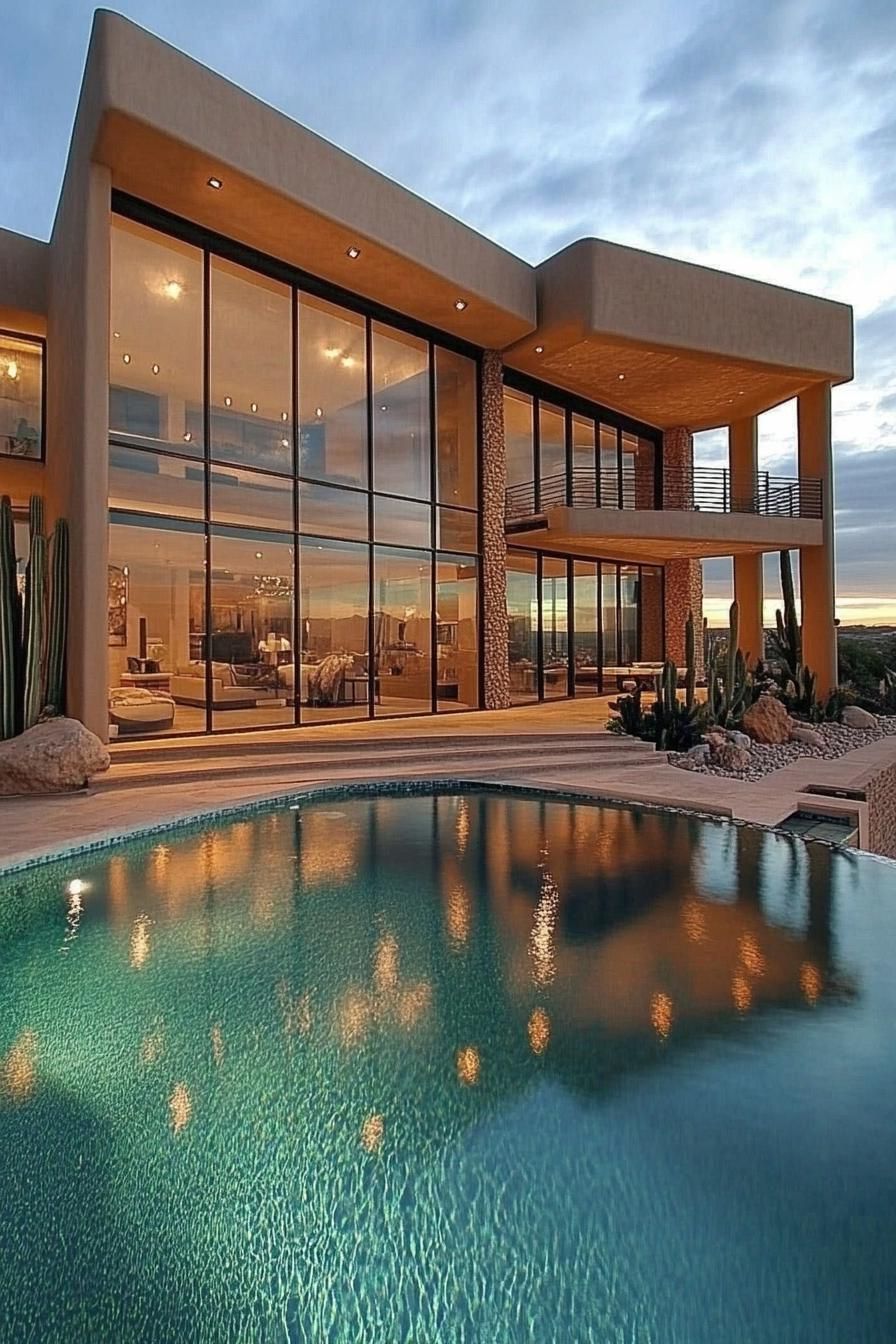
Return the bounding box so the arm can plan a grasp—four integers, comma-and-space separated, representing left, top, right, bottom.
0, 493, 69, 741
0, 496, 24, 740
769, 549, 821, 716
22, 531, 47, 730
649, 657, 703, 750
45, 519, 69, 714
685, 610, 697, 712
707, 599, 752, 727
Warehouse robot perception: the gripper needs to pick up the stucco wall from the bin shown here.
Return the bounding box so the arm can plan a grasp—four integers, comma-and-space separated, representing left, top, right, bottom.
865, 760, 896, 860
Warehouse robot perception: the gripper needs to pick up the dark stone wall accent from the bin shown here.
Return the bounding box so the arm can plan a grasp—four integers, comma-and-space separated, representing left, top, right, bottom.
481, 351, 510, 708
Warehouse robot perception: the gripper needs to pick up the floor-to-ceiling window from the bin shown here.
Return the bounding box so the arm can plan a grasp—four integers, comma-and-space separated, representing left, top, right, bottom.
107, 209, 481, 736
507, 550, 664, 699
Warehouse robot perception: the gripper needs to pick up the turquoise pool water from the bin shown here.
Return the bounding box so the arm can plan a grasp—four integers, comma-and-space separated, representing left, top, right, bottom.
1, 789, 895, 1343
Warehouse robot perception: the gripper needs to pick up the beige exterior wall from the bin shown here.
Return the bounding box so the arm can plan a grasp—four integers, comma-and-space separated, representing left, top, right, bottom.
46, 159, 111, 737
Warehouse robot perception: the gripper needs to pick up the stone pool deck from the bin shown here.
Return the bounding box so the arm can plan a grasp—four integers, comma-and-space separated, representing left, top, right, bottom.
1, 700, 895, 867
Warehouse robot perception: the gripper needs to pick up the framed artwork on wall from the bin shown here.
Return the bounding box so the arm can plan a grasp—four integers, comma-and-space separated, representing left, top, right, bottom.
108, 564, 128, 645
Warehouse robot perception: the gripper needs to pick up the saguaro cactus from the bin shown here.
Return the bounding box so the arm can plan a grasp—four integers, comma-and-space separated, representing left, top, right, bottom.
0, 496, 24, 739
707, 599, 751, 727
0, 493, 69, 741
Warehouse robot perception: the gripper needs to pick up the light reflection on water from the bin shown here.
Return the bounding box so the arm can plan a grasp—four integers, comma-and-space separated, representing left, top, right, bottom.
0, 790, 893, 1343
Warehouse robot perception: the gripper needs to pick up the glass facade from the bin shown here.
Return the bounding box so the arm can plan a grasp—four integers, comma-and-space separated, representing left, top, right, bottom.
506, 550, 664, 699
107, 212, 480, 735
0, 331, 43, 460
503, 381, 659, 512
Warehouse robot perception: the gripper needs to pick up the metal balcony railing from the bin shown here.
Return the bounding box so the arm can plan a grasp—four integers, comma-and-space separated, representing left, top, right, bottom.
505, 466, 823, 523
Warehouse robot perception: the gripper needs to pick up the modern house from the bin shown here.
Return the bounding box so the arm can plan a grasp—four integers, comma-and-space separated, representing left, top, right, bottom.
0, 10, 853, 741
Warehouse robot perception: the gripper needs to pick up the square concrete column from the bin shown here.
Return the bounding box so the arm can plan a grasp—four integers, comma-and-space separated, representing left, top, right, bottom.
46, 160, 112, 739
797, 383, 837, 694
729, 416, 764, 667
662, 427, 704, 675
480, 351, 510, 708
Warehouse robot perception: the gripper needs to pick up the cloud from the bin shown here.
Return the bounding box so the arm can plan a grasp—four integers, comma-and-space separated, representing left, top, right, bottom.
0, 0, 894, 615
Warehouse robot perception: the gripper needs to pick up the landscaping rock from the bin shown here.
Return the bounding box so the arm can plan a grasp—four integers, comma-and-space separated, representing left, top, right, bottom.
709, 741, 752, 772
842, 705, 877, 731
726, 730, 752, 751
687, 744, 710, 763
790, 725, 825, 749
743, 694, 793, 744
0, 717, 110, 795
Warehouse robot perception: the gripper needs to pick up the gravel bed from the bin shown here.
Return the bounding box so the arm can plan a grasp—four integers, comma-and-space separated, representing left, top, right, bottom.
669, 716, 896, 782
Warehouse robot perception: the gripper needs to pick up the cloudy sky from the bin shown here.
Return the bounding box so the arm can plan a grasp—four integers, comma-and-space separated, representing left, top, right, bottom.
3, 0, 895, 623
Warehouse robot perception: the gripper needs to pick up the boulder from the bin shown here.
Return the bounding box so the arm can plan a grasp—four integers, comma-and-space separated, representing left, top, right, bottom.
687, 744, 710, 763
726, 730, 752, 751
790, 724, 825, 749
709, 741, 753, 772
743, 694, 793, 745
0, 717, 110, 796
842, 705, 877, 731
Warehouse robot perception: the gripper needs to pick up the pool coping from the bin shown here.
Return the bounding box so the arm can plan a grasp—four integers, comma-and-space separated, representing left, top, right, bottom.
2, 773, 892, 879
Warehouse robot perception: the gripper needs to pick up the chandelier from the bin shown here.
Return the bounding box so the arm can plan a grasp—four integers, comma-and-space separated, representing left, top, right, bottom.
252, 574, 293, 599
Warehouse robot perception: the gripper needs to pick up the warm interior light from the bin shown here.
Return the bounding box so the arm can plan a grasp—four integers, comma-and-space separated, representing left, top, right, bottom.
255, 551, 263, 559
113, 331, 120, 339
207, 176, 223, 190
323, 347, 340, 360
454, 299, 468, 311
341, 356, 355, 368
122, 353, 131, 364
280, 438, 290, 448
163, 280, 183, 300
183, 431, 193, 442
6, 360, 18, 380
346, 246, 361, 259
618, 373, 625, 380
151, 363, 160, 375
250, 402, 258, 413
224, 396, 232, 407
280, 411, 289, 421
315, 407, 323, 418
534, 345, 544, 354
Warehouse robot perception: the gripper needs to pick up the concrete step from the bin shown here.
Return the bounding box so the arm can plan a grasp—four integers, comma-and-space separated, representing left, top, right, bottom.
100, 740, 658, 792
109, 729, 627, 765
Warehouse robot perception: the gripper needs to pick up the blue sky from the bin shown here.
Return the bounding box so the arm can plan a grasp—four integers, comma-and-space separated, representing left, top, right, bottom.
3, 0, 895, 622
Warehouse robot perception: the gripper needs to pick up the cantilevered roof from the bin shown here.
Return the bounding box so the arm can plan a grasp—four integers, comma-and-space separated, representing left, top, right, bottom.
43, 13, 853, 430
505, 239, 853, 430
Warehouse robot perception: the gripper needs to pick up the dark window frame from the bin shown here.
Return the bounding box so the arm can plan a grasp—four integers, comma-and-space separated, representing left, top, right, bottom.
0, 327, 47, 464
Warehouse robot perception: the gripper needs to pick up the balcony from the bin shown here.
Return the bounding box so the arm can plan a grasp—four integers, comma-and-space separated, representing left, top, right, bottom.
506, 465, 823, 524
505, 466, 825, 564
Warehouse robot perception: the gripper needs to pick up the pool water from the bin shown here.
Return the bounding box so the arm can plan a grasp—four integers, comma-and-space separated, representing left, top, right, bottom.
1, 790, 895, 1343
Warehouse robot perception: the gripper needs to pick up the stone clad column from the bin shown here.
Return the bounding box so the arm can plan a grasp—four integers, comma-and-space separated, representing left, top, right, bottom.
480, 351, 510, 709
729, 416, 764, 667
798, 383, 837, 694
662, 427, 704, 676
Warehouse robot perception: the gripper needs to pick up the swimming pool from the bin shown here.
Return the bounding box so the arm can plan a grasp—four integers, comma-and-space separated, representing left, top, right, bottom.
1, 788, 894, 1342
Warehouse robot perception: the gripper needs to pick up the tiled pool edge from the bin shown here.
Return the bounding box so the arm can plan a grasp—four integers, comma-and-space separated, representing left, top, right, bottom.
3, 774, 892, 879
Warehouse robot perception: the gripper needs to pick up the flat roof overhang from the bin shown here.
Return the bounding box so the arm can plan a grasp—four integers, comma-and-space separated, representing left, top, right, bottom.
506, 506, 824, 564
504, 239, 854, 430
75, 12, 537, 348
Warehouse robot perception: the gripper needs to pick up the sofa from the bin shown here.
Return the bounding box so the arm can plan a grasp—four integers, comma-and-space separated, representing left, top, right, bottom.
169, 661, 283, 709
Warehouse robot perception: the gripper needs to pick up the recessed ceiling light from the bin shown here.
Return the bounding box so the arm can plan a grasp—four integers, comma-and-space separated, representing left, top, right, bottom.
341, 356, 355, 368
250, 402, 258, 413
618, 373, 625, 381
163, 280, 183, 300
280, 438, 290, 448
454, 299, 468, 311
324, 346, 340, 360
255, 551, 263, 559
151, 363, 160, 375
122, 353, 131, 364
113, 330, 120, 339
224, 396, 232, 407
183, 431, 193, 442
534, 345, 544, 354
738, 391, 745, 396
207, 176, 223, 190
380, 404, 388, 412
346, 246, 361, 259
281, 411, 289, 421
315, 407, 323, 418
